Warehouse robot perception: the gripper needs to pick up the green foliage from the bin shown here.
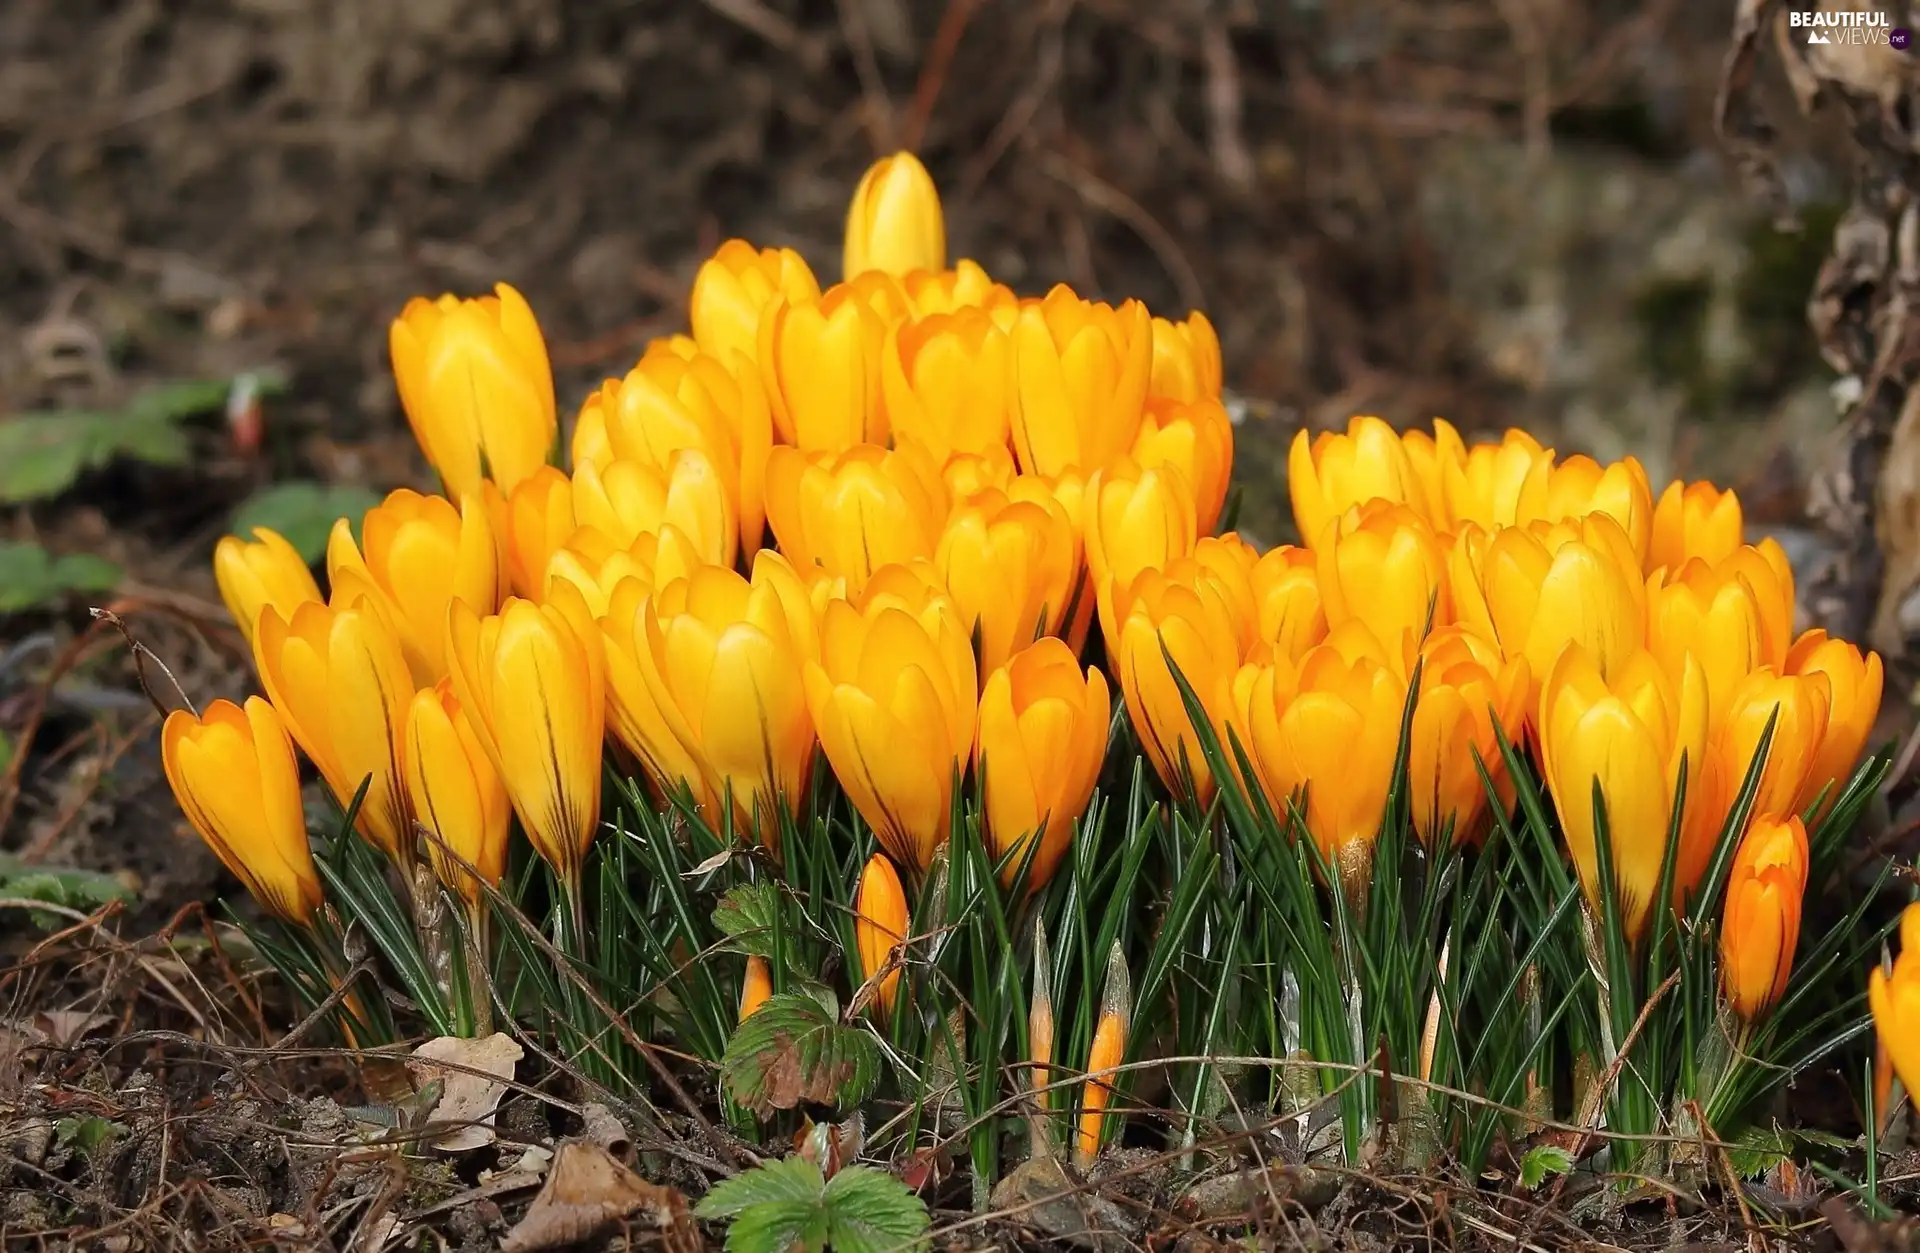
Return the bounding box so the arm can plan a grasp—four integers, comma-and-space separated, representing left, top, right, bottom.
0, 542, 122, 612
0, 853, 136, 926
695, 1158, 930, 1253
0, 377, 269, 504
54, 1116, 127, 1153
721, 993, 880, 1118
232, 480, 382, 564
1517, 1144, 1574, 1189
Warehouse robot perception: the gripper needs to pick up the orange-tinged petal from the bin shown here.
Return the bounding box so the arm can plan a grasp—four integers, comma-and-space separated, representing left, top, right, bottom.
1009, 287, 1152, 477
389, 283, 556, 500
214, 527, 322, 649
162, 697, 322, 924
403, 681, 510, 903
689, 239, 821, 372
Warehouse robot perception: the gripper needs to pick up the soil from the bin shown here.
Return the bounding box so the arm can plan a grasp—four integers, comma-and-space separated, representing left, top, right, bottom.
0, 0, 1906, 1247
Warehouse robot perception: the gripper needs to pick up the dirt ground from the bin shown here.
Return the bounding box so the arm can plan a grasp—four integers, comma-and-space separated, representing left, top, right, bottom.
0, 0, 1909, 1246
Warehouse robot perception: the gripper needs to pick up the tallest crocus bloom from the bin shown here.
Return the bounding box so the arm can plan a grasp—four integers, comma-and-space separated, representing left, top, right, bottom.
843, 151, 946, 280
389, 283, 557, 502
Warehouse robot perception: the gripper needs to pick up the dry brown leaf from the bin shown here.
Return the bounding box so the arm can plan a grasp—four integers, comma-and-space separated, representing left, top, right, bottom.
499, 1139, 697, 1253
407, 1032, 523, 1153
21, 1010, 113, 1048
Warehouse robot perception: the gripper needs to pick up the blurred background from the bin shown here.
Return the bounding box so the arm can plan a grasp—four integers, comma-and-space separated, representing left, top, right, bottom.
0, 1, 1885, 915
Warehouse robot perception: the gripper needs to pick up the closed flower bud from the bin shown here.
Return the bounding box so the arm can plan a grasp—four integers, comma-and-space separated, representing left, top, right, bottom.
1239, 624, 1406, 903
1315, 501, 1450, 670
1720, 814, 1808, 1021
1132, 397, 1234, 535
1450, 515, 1645, 697
1713, 668, 1829, 825
215, 527, 322, 649
1148, 311, 1222, 404
1541, 454, 1654, 565
1724, 539, 1797, 670
327, 489, 499, 686
937, 484, 1080, 676
854, 853, 910, 1016
1400, 420, 1469, 531
389, 283, 556, 501
254, 586, 418, 862
1077, 942, 1132, 1166
1787, 629, 1884, 816
448, 593, 607, 884
492, 466, 576, 601
1651, 479, 1744, 573
571, 450, 736, 568
1250, 544, 1328, 664
689, 240, 821, 372
1646, 554, 1774, 733
1442, 427, 1552, 534
879, 309, 1013, 461
1409, 626, 1530, 847
1539, 646, 1710, 942
543, 524, 704, 621
574, 347, 773, 557
163, 697, 323, 925
740, 955, 773, 1023
806, 574, 977, 872
764, 442, 948, 593
975, 638, 1111, 892
760, 286, 891, 452
1086, 459, 1200, 646
1869, 904, 1920, 1099
609, 556, 818, 850
1107, 544, 1258, 806
1287, 415, 1439, 545
843, 151, 946, 280
1009, 286, 1153, 477
901, 259, 1019, 323
942, 444, 1018, 502
403, 681, 510, 904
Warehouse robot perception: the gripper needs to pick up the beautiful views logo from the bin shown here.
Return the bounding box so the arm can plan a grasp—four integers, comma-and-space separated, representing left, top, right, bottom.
1789, 10, 1899, 45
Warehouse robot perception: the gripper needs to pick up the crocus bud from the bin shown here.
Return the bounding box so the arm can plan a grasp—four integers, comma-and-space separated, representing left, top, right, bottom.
1009, 286, 1152, 477
1720, 814, 1808, 1021
254, 586, 418, 863
843, 151, 946, 280
854, 853, 909, 1017
162, 697, 323, 925
1131, 397, 1234, 536
388, 283, 556, 501
1076, 941, 1132, 1167
1538, 646, 1709, 942
1650, 479, 1744, 573
1147, 311, 1222, 404
689, 240, 821, 371
975, 639, 1110, 893
403, 681, 510, 905
1871, 905, 1920, 1101
326, 488, 499, 686
214, 527, 323, 649
447, 592, 607, 885
879, 309, 1013, 461
1287, 415, 1439, 544
740, 955, 773, 1023
805, 574, 977, 872
759, 287, 892, 452
764, 442, 947, 594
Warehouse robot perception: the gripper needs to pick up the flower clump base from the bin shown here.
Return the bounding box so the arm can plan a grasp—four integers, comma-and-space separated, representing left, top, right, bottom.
167, 151, 1909, 1206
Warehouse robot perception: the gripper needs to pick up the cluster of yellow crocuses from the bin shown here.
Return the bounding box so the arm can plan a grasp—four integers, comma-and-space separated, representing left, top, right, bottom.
162, 151, 1887, 1066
